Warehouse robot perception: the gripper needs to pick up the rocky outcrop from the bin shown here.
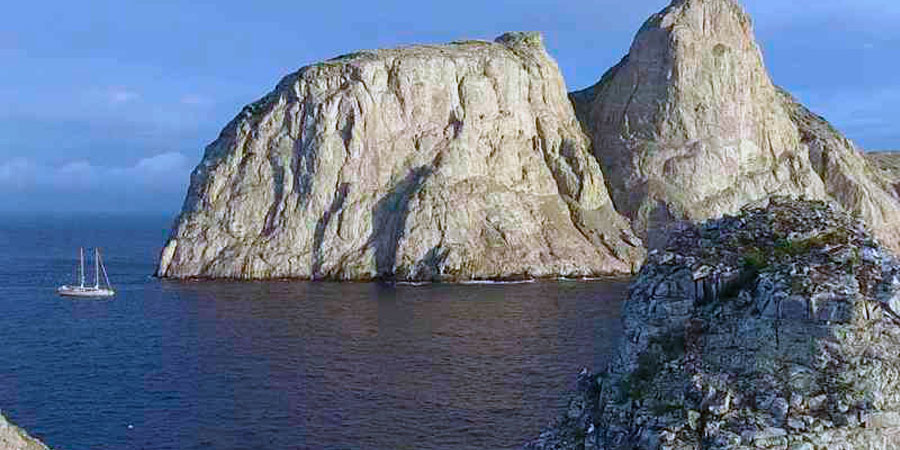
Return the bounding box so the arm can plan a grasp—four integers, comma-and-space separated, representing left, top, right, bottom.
157, 32, 643, 280
0, 412, 49, 450
528, 198, 900, 449
571, 0, 900, 253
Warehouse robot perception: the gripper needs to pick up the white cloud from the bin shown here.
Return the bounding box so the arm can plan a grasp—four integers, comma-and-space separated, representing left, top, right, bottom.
107, 87, 140, 105
112, 152, 192, 187
0, 152, 194, 193
180, 94, 210, 106
0, 157, 37, 189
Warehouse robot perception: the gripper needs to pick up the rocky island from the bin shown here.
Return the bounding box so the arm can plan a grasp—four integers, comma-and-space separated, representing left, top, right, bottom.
528, 197, 900, 449
157, 32, 642, 281
157, 0, 900, 281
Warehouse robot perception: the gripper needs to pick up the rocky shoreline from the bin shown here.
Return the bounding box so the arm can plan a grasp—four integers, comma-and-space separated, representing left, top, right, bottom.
528, 198, 900, 449
0, 412, 49, 450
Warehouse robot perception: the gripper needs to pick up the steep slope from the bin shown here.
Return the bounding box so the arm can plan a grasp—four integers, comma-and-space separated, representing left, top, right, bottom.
158, 32, 643, 281
865, 151, 900, 196
572, 0, 900, 252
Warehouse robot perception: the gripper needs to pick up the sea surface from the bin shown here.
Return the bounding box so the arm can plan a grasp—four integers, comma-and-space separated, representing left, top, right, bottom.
0, 213, 628, 449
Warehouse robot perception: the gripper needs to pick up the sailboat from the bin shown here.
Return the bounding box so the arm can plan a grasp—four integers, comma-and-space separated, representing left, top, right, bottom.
58, 247, 115, 298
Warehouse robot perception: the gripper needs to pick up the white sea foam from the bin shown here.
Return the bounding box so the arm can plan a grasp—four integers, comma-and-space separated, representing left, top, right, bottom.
459, 279, 537, 285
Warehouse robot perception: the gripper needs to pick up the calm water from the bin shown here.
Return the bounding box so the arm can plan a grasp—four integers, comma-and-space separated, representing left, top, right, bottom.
0, 214, 627, 449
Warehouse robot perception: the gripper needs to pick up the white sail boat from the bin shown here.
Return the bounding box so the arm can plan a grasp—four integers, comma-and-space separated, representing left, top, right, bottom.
58, 247, 115, 298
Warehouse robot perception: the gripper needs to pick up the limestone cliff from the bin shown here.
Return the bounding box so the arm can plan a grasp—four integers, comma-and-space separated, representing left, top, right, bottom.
571, 0, 900, 253
529, 198, 900, 449
0, 412, 49, 450
158, 32, 643, 280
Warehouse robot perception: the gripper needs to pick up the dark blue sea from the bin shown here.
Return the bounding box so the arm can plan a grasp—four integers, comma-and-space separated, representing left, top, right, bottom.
0, 213, 627, 449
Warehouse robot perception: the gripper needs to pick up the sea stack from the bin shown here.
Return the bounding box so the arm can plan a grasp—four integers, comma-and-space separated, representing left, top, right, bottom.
157, 32, 642, 280
571, 0, 900, 251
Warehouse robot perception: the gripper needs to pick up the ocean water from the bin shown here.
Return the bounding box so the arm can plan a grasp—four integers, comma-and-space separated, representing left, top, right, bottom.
0, 213, 627, 449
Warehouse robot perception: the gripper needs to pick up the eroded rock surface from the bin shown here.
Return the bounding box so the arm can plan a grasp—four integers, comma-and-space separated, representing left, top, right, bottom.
158, 32, 642, 281
0, 412, 49, 450
571, 0, 900, 253
528, 198, 900, 449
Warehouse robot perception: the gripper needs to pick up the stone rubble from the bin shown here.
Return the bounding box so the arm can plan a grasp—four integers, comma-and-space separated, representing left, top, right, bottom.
527, 198, 900, 449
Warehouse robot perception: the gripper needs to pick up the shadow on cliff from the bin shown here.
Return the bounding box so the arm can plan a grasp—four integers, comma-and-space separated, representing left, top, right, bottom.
312, 182, 351, 278
370, 166, 433, 279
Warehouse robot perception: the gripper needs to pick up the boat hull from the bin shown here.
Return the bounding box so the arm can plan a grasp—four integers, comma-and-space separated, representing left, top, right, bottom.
57, 285, 115, 298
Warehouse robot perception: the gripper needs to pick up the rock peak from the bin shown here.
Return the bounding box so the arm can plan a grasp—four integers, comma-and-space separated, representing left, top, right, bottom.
494, 31, 544, 49
659, 0, 752, 30
572, 0, 822, 241
571, 0, 900, 253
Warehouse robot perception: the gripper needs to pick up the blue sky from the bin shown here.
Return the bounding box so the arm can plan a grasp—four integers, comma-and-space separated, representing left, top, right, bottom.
2, 0, 898, 213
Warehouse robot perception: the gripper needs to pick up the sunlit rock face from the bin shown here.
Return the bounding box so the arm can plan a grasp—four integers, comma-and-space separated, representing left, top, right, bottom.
157, 32, 643, 281
572, 0, 900, 253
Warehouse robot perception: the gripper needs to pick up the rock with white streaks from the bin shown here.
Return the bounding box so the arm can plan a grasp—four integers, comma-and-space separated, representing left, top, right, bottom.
157, 32, 643, 281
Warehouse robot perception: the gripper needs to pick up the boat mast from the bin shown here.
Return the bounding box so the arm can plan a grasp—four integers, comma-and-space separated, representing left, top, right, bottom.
99, 250, 112, 289
94, 248, 100, 288
79, 247, 85, 288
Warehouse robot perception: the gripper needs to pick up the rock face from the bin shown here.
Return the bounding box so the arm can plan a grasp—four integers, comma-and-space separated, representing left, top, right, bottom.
158, 32, 642, 280
865, 151, 900, 197
571, 0, 900, 253
528, 198, 900, 449
0, 412, 49, 450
